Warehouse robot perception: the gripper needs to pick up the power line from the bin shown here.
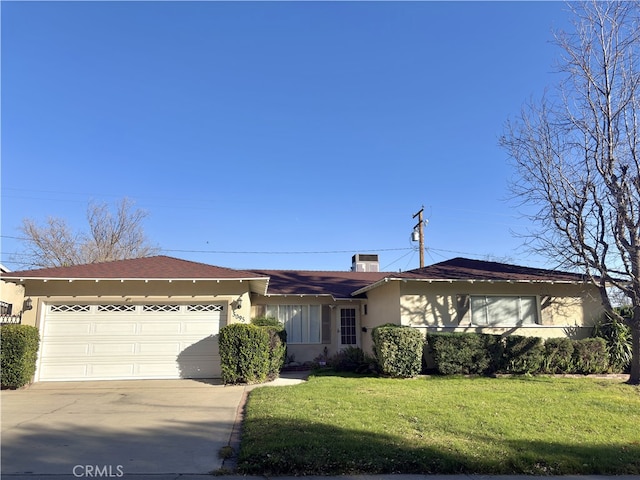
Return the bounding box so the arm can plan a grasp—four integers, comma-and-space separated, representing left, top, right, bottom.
1, 245, 493, 259
161, 247, 413, 255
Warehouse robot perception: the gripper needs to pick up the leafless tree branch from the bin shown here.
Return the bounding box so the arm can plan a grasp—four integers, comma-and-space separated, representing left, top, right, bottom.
500, 1, 640, 383
19, 198, 160, 269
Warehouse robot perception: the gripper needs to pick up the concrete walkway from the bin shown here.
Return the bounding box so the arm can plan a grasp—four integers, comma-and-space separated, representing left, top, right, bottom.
0, 372, 310, 478
4, 372, 637, 480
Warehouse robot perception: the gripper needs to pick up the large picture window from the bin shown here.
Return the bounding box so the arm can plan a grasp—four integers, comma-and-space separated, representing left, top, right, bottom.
265, 305, 321, 344
470, 296, 538, 326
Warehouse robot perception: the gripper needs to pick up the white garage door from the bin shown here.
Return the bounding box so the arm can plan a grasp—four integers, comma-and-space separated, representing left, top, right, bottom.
39, 303, 226, 381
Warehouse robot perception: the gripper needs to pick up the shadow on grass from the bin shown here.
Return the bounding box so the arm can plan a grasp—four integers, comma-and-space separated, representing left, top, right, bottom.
238, 415, 640, 475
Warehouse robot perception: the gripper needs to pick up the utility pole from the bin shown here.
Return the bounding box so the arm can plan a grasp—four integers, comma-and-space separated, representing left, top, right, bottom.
412, 206, 425, 268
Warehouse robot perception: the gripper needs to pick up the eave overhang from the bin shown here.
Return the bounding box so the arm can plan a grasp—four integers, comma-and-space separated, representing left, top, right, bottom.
2, 276, 271, 296
351, 276, 587, 296
259, 293, 358, 302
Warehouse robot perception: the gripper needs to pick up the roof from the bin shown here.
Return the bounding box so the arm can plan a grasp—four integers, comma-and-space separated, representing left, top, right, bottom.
352, 257, 591, 295
1, 256, 270, 293
1, 256, 591, 299
250, 269, 389, 299
401, 257, 588, 282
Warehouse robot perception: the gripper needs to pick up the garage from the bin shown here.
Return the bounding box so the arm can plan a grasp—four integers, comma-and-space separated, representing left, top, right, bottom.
38, 302, 226, 381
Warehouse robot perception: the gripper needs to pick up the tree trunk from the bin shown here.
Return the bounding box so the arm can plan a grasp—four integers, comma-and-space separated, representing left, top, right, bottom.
629, 314, 640, 385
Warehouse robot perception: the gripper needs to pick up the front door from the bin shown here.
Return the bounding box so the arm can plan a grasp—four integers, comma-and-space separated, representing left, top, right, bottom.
338, 306, 358, 348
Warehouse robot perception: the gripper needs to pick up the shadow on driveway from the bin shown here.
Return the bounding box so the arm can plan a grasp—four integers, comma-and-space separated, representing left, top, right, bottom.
1, 379, 246, 475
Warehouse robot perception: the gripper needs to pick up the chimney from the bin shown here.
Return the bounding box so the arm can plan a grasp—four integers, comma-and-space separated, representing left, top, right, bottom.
351, 254, 379, 272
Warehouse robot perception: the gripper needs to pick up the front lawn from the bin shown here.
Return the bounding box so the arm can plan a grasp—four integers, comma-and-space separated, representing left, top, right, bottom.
238, 374, 640, 475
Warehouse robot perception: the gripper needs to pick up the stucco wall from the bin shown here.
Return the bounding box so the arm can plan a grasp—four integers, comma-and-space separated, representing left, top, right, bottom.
398, 280, 603, 331
251, 295, 364, 363
1, 280, 26, 316
14, 279, 252, 329
360, 281, 401, 355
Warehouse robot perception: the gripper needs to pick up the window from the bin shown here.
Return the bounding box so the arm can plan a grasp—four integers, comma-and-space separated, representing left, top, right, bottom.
97, 304, 136, 313
470, 296, 538, 326
0, 301, 12, 316
187, 304, 223, 312
50, 304, 91, 313
340, 308, 357, 345
143, 304, 180, 313
265, 305, 321, 344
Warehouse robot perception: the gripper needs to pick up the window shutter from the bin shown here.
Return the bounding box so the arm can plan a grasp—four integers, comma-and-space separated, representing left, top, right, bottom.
321, 305, 331, 344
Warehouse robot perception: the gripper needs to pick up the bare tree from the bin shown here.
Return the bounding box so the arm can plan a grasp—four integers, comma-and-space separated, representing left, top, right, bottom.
500, 1, 640, 384
20, 198, 160, 268
20, 217, 84, 268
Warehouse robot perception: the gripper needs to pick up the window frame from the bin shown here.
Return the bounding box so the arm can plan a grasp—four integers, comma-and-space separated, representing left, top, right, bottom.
469, 295, 539, 327
265, 304, 322, 344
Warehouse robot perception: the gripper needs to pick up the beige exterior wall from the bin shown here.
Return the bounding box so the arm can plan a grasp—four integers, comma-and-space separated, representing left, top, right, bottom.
251, 295, 365, 363
413, 325, 593, 340
10, 276, 605, 370
398, 280, 604, 335
1, 280, 26, 317
360, 281, 401, 355
14, 279, 252, 329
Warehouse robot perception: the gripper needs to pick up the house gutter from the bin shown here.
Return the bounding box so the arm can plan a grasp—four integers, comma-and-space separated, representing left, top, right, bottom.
2, 276, 271, 295
351, 277, 585, 296
260, 293, 358, 302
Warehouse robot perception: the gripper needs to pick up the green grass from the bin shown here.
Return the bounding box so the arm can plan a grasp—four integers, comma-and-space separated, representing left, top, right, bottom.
238, 373, 640, 475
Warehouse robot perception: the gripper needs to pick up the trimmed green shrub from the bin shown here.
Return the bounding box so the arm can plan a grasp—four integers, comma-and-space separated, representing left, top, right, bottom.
542, 338, 575, 373
219, 323, 270, 384
593, 312, 632, 373
328, 346, 377, 373
502, 335, 544, 374
484, 334, 506, 373
251, 317, 287, 380
428, 332, 503, 375
372, 324, 424, 378
1, 324, 40, 388
251, 316, 284, 329
572, 337, 609, 374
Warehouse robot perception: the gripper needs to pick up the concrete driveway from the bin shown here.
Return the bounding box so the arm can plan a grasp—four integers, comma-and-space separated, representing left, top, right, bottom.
1, 379, 247, 476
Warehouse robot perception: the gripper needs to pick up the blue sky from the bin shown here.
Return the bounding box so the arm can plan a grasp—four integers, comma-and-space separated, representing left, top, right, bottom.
1, 1, 573, 272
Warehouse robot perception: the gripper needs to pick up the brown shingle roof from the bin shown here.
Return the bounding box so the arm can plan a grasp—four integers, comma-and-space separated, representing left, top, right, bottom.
2, 256, 588, 298
251, 269, 389, 299
397, 257, 588, 282
1, 255, 268, 281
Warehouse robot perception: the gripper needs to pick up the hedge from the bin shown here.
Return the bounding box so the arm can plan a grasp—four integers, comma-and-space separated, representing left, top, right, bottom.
502, 335, 545, 374
219, 323, 271, 384
542, 337, 575, 373
428, 332, 503, 375
328, 346, 377, 373
572, 337, 609, 374
428, 332, 613, 377
372, 324, 424, 378
1, 324, 40, 388
251, 317, 287, 380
